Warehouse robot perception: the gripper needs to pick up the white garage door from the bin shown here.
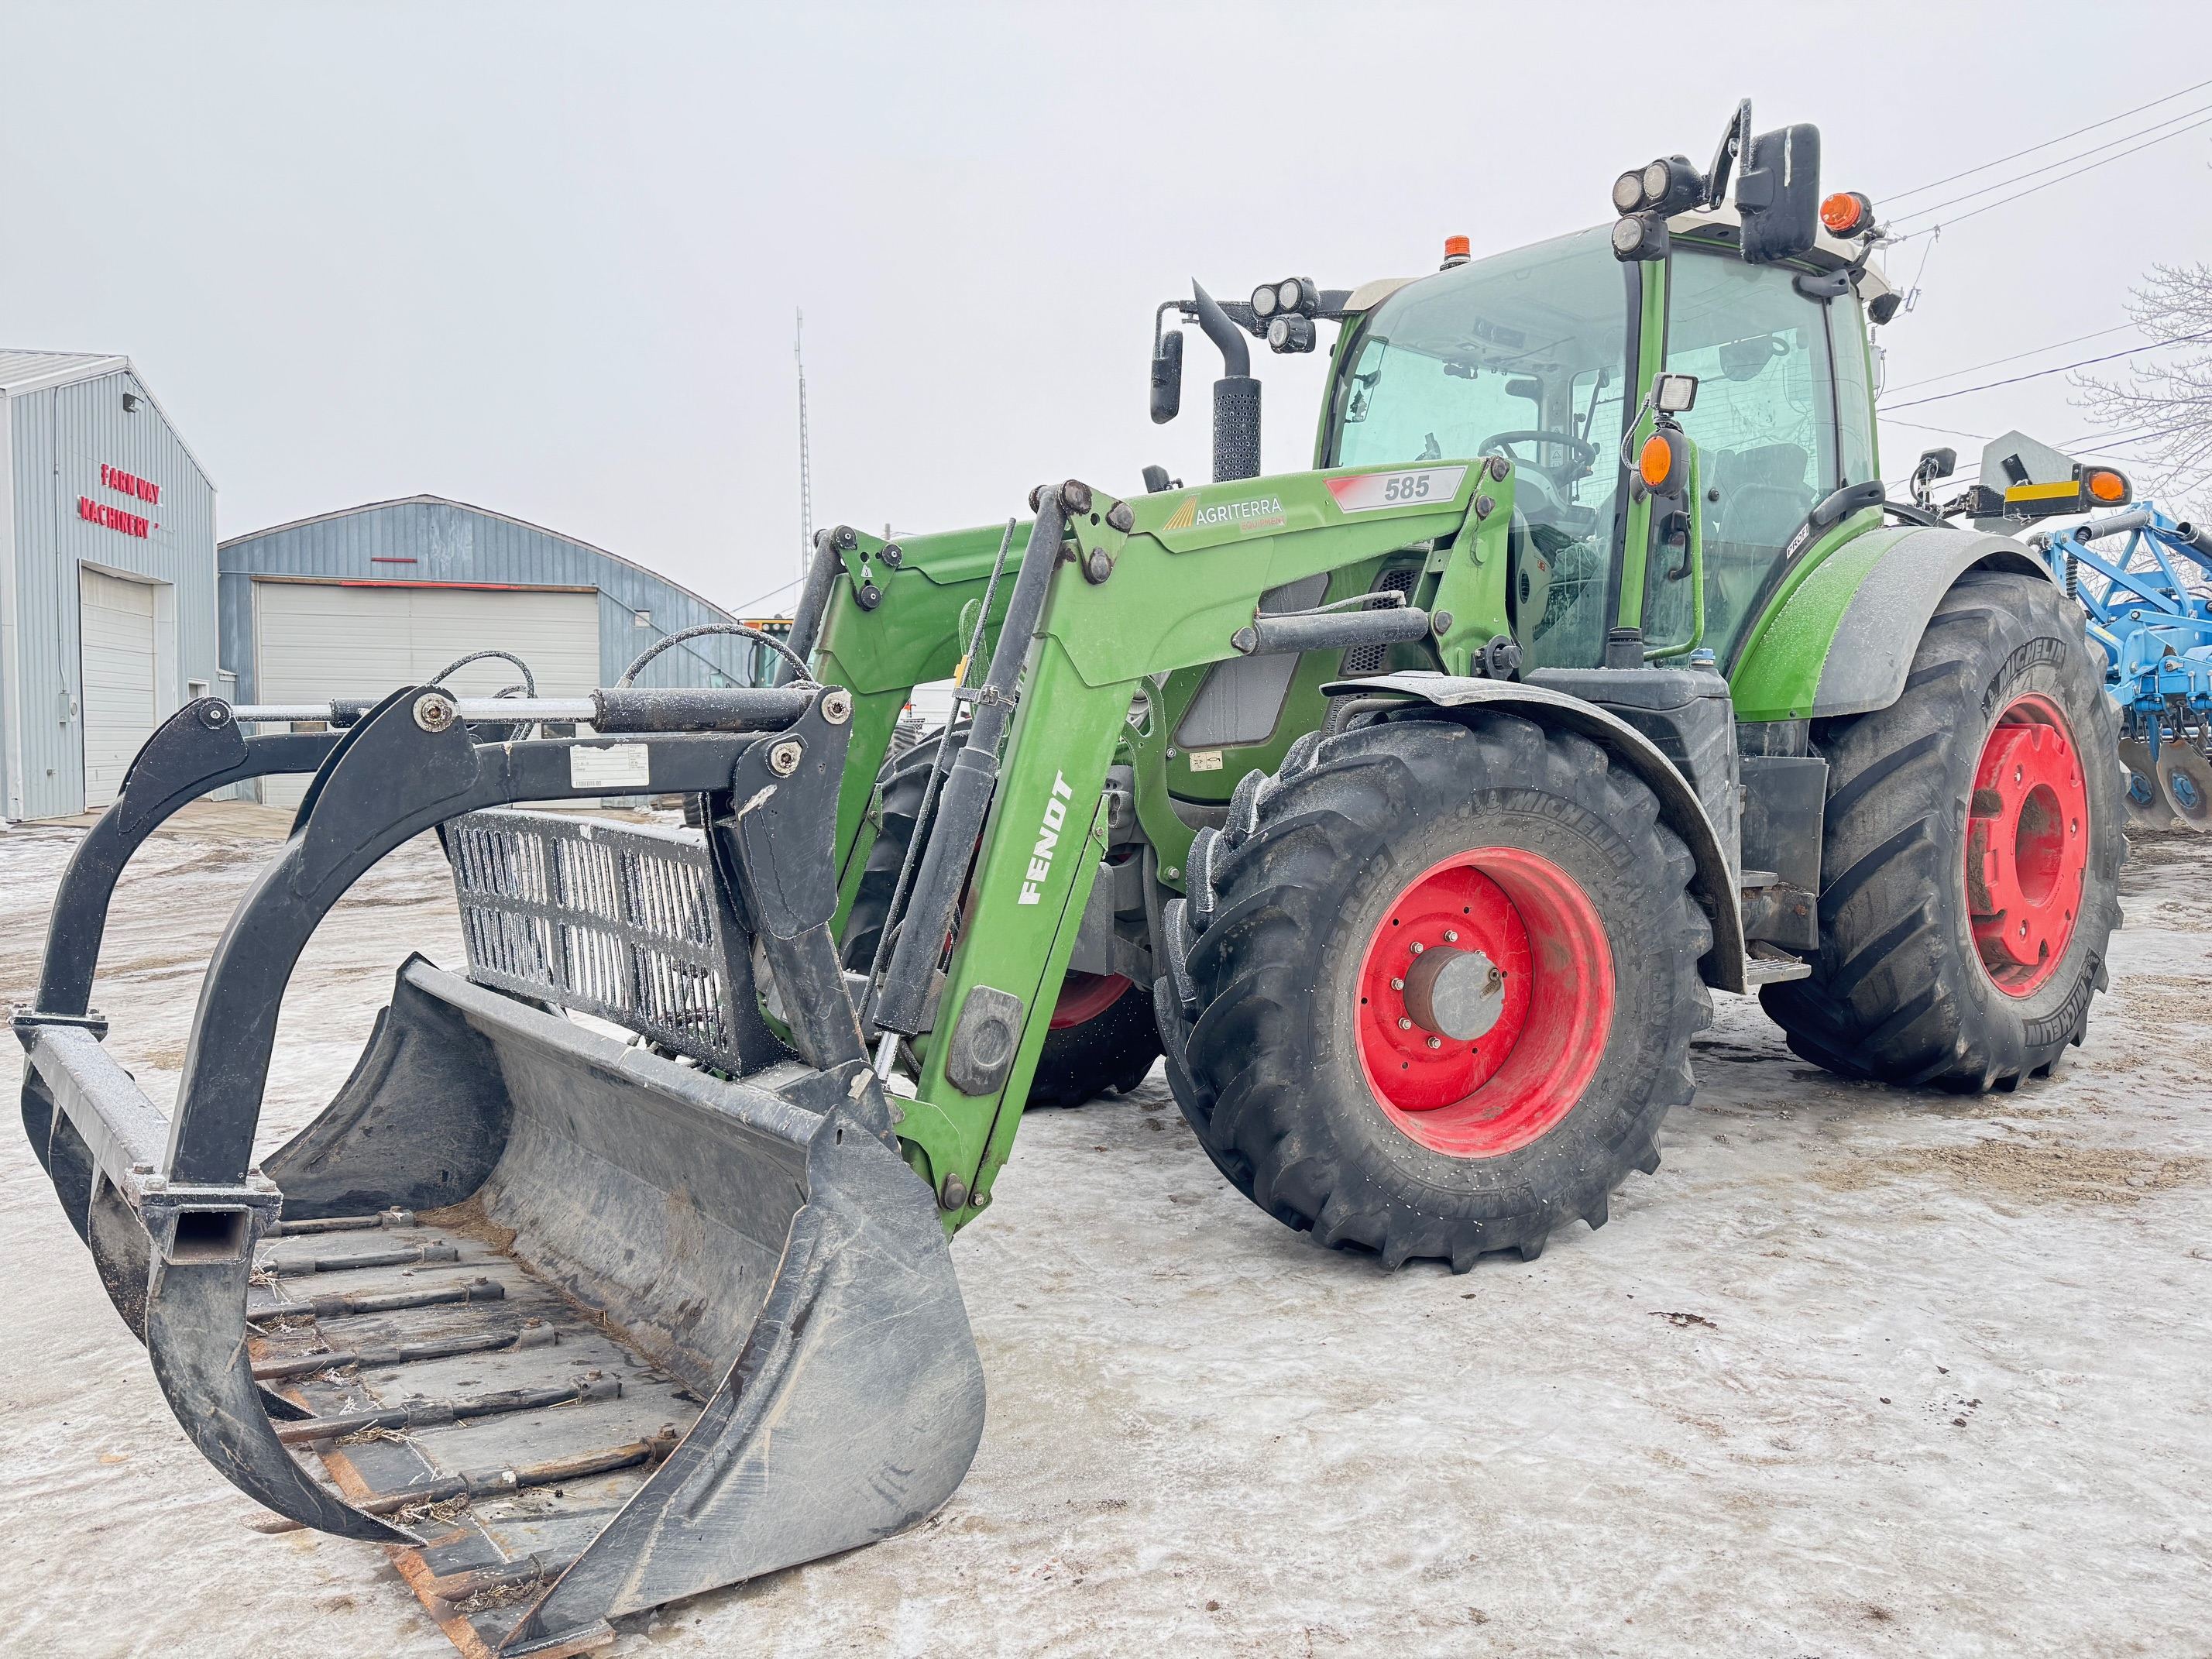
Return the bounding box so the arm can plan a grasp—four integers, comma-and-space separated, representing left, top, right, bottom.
254, 582, 603, 809
80, 568, 160, 811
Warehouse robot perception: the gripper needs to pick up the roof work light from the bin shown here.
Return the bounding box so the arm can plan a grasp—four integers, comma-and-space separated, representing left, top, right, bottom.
1251, 277, 1318, 321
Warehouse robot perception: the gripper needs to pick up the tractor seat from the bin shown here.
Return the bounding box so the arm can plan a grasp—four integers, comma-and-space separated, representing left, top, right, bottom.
1709, 443, 1813, 551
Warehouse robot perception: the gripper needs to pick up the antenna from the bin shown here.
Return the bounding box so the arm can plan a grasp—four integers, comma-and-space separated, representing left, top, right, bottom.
795, 309, 813, 593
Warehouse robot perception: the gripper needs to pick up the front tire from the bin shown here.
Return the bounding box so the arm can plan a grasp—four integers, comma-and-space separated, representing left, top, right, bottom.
1175, 710, 1712, 1271
1761, 568, 2124, 1090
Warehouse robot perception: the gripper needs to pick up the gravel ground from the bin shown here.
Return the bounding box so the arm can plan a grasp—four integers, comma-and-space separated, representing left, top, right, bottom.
2, 805, 2207, 1659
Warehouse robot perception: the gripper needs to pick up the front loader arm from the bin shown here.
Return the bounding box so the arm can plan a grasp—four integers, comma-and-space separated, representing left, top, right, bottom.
812, 521, 1026, 914
848, 462, 1523, 1228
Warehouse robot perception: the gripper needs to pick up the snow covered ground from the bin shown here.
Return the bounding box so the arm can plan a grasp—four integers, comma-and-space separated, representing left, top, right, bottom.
2, 805, 2206, 1658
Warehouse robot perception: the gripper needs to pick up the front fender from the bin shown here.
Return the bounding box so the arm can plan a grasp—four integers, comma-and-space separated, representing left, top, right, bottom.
1731, 525, 2052, 721
1323, 673, 1747, 994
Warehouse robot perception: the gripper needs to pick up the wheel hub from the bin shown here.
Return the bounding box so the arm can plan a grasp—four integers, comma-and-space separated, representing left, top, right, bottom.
1966, 692, 2088, 996
1355, 847, 1613, 1158
1403, 945, 1508, 1041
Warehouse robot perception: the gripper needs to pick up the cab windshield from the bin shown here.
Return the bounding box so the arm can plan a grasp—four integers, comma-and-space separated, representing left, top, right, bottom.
1328, 227, 1634, 668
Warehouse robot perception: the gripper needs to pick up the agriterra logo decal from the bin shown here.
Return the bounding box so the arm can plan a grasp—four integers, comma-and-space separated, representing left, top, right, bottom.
1160, 493, 1286, 533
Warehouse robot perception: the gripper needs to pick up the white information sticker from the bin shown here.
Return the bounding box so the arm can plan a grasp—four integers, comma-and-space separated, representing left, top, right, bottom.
569, 744, 652, 789
1326, 465, 1468, 514
1187, 750, 1224, 772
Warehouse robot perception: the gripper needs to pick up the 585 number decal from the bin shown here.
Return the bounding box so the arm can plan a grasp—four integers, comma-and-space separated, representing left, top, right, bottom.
1326, 465, 1468, 514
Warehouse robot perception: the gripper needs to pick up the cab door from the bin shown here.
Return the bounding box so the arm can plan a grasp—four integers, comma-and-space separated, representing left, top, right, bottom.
1644, 249, 1871, 665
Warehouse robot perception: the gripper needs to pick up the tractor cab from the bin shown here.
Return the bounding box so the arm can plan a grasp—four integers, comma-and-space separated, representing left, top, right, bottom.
1155, 100, 1899, 680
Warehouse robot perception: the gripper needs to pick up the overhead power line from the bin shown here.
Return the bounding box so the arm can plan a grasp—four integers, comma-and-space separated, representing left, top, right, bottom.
1881, 415, 1994, 440
1880, 322, 2139, 397
1877, 414, 2207, 459
731, 571, 804, 617
1891, 101, 2212, 224
1880, 77, 2212, 205
2063, 415, 2209, 452
1879, 331, 2212, 410
1886, 113, 2212, 242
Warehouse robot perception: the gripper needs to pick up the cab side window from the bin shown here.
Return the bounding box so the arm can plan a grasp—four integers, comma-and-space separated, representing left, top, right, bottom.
1664, 252, 1841, 662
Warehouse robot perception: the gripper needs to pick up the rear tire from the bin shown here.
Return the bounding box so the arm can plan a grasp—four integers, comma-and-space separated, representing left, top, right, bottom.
843, 731, 1160, 1108
1176, 710, 1712, 1271
1761, 568, 2124, 1091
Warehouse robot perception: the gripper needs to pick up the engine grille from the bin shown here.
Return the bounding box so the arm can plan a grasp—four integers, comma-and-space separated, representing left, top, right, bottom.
1338, 567, 1421, 675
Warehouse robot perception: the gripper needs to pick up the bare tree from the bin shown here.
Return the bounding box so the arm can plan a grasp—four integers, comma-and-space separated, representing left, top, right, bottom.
2073, 264, 2212, 514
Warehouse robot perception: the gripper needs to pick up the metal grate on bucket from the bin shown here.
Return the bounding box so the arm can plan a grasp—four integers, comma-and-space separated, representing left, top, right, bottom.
445, 810, 745, 1071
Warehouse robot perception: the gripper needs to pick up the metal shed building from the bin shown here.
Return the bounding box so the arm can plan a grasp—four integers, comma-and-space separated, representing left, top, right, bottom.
0, 351, 220, 821
219, 496, 768, 807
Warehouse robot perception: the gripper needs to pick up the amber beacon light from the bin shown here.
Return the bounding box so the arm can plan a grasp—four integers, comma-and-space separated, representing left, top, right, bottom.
1819, 191, 1874, 235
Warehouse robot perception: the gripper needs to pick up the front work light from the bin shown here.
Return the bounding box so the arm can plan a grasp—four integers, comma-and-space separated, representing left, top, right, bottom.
1252, 278, 1318, 321
1612, 169, 1647, 214
1612, 213, 1669, 262
1266, 314, 1317, 354
1640, 155, 1704, 215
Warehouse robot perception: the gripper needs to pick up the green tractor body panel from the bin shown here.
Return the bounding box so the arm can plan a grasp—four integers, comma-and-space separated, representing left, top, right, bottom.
1729, 519, 2055, 721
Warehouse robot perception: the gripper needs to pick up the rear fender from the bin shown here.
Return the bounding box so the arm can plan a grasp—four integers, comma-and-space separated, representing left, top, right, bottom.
1323, 673, 1746, 994
1730, 525, 2052, 721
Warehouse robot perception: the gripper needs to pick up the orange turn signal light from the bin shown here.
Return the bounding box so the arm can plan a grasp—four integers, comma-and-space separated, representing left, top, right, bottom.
1819, 191, 1873, 235
1639, 432, 1674, 490
2084, 466, 2130, 504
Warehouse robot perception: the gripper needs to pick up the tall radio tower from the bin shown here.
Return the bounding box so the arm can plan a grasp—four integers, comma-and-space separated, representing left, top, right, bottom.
795, 309, 814, 595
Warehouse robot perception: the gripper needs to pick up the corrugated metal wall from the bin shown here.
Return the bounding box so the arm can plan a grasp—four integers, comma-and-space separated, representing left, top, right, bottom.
4, 368, 218, 819
219, 498, 761, 705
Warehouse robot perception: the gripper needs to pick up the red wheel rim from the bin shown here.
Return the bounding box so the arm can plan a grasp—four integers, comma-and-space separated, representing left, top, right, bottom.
1353, 847, 1614, 1158
1050, 971, 1129, 1030
1966, 692, 2089, 997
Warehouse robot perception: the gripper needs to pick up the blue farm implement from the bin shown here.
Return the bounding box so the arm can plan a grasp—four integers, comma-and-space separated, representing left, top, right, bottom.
2035, 503, 2212, 830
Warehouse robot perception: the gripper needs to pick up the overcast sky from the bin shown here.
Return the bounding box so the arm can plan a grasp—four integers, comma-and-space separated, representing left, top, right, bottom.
7, 1, 2211, 616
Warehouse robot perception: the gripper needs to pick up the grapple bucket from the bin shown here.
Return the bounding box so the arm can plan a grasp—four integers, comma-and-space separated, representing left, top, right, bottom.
15, 683, 984, 1656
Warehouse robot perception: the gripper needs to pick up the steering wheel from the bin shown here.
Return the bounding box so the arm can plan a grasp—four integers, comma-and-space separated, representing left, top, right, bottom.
1479, 429, 1599, 483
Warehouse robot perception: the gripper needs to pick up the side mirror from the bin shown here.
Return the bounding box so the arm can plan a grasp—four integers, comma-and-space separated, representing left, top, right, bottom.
1736, 123, 1822, 265
1805, 478, 1886, 534
1150, 328, 1184, 425
1915, 447, 1957, 484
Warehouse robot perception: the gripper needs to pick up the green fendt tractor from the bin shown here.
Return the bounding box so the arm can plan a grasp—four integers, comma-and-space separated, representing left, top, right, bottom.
19, 103, 2133, 1650
813, 101, 2123, 1267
